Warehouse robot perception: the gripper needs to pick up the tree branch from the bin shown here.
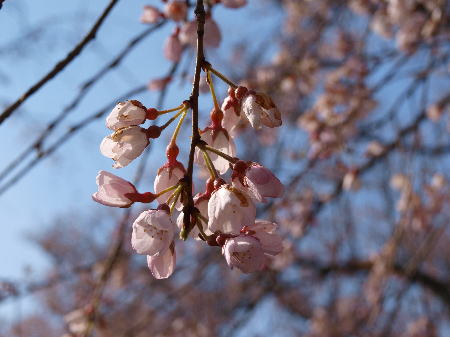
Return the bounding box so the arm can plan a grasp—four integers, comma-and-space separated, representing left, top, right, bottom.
0, 0, 120, 126
182, 0, 206, 238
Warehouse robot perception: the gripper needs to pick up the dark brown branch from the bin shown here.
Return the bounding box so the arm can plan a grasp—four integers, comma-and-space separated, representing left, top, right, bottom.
0, 0, 120, 126
182, 0, 206, 239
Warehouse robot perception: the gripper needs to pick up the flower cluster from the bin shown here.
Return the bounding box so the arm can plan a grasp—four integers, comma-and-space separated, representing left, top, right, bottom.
93, 59, 284, 278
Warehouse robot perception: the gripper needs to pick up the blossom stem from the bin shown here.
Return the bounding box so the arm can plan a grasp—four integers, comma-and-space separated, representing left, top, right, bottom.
157, 103, 185, 115
203, 144, 238, 163
201, 149, 219, 179
169, 109, 188, 145
167, 184, 183, 209
205, 64, 238, 89
206, 70, 220, 110
169, 185, 183, 213
155, 184, 179, 198
195, 218, 209, 240
160, 108, 186, 131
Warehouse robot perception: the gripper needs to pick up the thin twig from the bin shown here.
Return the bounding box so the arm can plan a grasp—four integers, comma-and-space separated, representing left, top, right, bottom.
0, 22, 166, 184
0, 0, 120, 126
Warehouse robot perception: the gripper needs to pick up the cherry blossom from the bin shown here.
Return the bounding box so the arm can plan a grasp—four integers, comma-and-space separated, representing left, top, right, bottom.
208, 184, 256, 234
232, 161, 284, 202
204, 18, 221, 48
147, 76, 171, 91
106, 100, 147, 130
195, 127, 236, 174
92, 170, 136, 207
164, 33, 182, 62
131, 208, 175, 256
241, 91, 282, 129
147, 242, 176, 279
221, 220, 282, 273
222, 235, 266, 273
154, 162, 185, 208
221, 88, 241, 136
164, 0, 187, 22
179, 18, 221, 48
100, 126, 149, 168
140, 5, 161, 24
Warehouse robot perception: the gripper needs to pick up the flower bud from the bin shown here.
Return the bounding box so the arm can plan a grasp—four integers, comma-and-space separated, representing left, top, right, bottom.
106, 100, 147, 130
100, 126, 149, 168
242, 91, 282, 129
92, 171, 137, 207
140, 5, 162, 24
164, 1, 187, 22
131, 209, 175, 256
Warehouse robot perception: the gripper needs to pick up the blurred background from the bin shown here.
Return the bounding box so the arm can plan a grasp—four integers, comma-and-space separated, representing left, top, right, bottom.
0, 0, 449, 336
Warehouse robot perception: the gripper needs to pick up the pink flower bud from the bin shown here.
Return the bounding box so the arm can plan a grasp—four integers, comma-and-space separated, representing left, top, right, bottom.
179, 18, 221, 48
194, 127, 236, 174
106, 100, 147, 130
222, 236, 266, 273
92, 171, 137, 207
234, 162, 284, 202
208, 185, 256, 234
148, 77, 171, 91
163, 33, 182, 62
251, 220, 283, 255
221, 0, 247, 9
131, 209, 175, 256
147, 242, 176, 279
100, 126, 149, 168
154, 162, 185, 209
204, 18, 222, 48
221, 219, 283, 273
164, 1, 187, 22
140, 5, 161, 24
179, 21, 197, 45
221, 91, 241, 136
242, 92, 282, 129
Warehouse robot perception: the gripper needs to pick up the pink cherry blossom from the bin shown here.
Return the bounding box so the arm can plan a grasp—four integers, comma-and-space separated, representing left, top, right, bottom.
179, 18, 221, 48
164, 1, 187, 22
92, 170, 136, 207
237, 162, 284, 202
241, 91, 282, 129
147, 77, 171, 91
179, 21, 197, 46
208, 185, 256, 234
140, 5, 161, 24
222, 0, 247, 9
100, 126, 149, 168
222, 236, 266, 273
106, 100, 147, 130
131, 209, 175, 256
154, 162, 185, 208
251, 220, 283, 256
221, 90, 241, 136
147, 242, 176, 279
221, 220, 283, 273
195, 127, 236, 174
164, 34, 182, 62
204, 18, 222, 48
